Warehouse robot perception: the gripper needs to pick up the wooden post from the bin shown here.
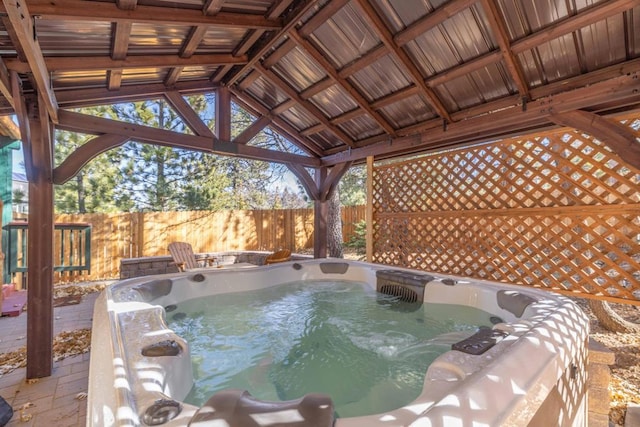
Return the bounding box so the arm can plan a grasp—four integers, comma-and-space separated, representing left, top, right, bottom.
26, 96, 55, 378
366, 156, 373, 262
215, 86, 231, 142
313, 167, 327, 258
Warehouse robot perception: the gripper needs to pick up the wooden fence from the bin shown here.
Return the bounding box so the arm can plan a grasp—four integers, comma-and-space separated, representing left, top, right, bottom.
370, 112, 640, 305
51, 205, 364, 282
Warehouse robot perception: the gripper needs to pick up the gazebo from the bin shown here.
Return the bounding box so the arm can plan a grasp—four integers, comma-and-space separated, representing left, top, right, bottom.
0, 0, 637, 380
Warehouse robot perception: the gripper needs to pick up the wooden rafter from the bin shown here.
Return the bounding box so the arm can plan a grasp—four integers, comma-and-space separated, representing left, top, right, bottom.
107, 21, 131, 90
56, 81, 218, 108
56, 109, 321, 167
2, 0, 58, 122
426, 51, 503, 87
215, 86, 231, 141
254, 63, 356, 147
0, 57, 14, 109
548, 110, 640, 170
166, 18, 214, 85
16, 0, 282, 29
338, 44, 388, 79
288, 30, 396, 135
53, 134, 129, 184
353, 0, 451, 122
287, 163, 319, 200
322, 73, 640, 165
164, 90, 214, 138
116, 0, 137, 10
6, 54, 248, 73
480, 0, 529, 97
224, 0, 321, 86
511, 0, 637, 55
233, 115, 271, 144
231, 89, 323, 157
393, 0, 477, 46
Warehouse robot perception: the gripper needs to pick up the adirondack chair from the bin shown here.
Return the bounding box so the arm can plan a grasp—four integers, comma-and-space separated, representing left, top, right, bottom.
168, 242, 216, 272
264, 249, 291, 265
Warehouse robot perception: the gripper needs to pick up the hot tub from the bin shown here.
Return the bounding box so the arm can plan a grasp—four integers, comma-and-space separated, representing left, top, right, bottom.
88, 259, 589, 426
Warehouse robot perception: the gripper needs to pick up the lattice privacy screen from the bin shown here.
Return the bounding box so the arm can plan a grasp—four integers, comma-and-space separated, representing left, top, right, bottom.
371, 113, 640, 304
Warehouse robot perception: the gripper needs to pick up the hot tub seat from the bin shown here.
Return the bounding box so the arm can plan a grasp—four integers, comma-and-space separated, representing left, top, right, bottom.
188, 389, 335, 427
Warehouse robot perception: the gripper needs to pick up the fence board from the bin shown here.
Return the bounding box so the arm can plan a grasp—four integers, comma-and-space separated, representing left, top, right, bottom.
371, 112, 640, 304
47, 206, 364, 282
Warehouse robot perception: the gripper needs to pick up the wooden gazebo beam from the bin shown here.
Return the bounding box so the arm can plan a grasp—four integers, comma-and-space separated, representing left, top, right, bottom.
322, 73, 640, 165
25, 95, 55, 379
549, 110, 640, 170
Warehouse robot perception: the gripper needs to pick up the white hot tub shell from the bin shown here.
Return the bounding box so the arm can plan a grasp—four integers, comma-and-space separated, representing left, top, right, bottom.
88, 259, 590, 427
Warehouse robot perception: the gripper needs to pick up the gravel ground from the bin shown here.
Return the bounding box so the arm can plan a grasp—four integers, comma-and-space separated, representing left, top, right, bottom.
572, 298, 640, 426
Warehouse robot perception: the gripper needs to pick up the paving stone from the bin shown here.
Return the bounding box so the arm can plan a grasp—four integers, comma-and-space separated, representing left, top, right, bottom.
626, 403, 640, 427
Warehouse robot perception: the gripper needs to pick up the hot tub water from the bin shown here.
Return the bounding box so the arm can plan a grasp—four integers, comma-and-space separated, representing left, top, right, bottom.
168, 280, 496, 418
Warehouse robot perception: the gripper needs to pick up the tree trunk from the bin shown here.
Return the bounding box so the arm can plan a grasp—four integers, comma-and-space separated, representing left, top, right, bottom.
327, 189, 343, 258
76, 171, 86, 214
588, 299, 640, 333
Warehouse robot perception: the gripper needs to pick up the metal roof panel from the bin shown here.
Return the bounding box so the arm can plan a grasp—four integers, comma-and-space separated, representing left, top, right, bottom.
309, 85, 359, 118
379, 93, 436, 128
338, 115, 384, 140
309, 3, 380, 68
128, 23, 190, 55
246, 75, 290, 109
271, 46, 327, 92
36, 20, 112, 56
349, 56, 411, 102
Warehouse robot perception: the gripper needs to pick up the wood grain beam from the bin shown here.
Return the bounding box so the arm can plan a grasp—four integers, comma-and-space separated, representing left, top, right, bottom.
55, 80, 217, 108
107, 70, 123, 91
337, 44, 388, 79
298, 0, 350, 38
319, 161, 352, 200
233, 115, 271, 144
210, 0, 295, 83
20, 0, 283, 29
289, 30, 394, 135
254, 62, 356, 147
202, 0, 224, 14
0, 57, 14, 109
299, 78, 335, 99
6, 54, 248, 73
53, 134, 129, 184
262, 38, 297, 69
426, 50, 502, 87
287, 163, 319, 200
232, 89, 323, 157
480, 0, 529, 97
10, 71, 29, 156
225, 0, 320, 86
322, 73, 640, 165
353, 0, 451, 122
57, 109, 321, 167
216, 86, 231, 141
25, 95, 54, 379
164, 90, 214, 137
116, 0, 137, 10
548, 110, 640, 169
394, 0, 477, 46
165, 26, 209, 85
511, 0, 637, 54
2, 0, 58, 122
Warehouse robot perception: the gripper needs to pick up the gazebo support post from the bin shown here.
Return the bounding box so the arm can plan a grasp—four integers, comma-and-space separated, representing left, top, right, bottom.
288, 162, 353, 259
25, 96, 55, 378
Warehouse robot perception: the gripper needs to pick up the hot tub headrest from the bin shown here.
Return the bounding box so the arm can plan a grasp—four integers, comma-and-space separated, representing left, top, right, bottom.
497, 290, 538, 318
188, 389, 335, 427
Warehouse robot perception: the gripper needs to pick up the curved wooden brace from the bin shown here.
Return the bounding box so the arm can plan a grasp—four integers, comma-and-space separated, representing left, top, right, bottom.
287, 163, 319, 200
319, 161, 353, 201
549, 110, 640, 170
53, 133, 129, 184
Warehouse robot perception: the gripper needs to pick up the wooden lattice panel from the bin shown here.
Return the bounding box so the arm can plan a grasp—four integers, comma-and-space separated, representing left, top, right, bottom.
372, 113, 640, 303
